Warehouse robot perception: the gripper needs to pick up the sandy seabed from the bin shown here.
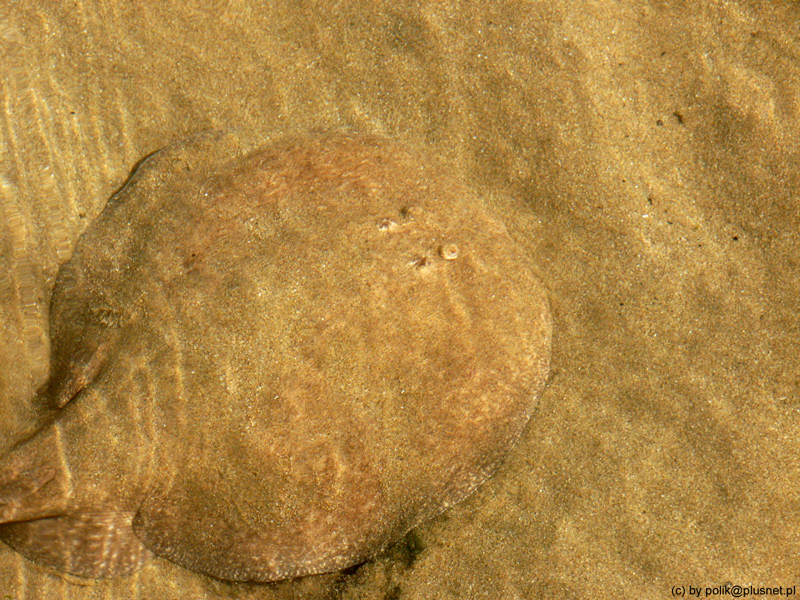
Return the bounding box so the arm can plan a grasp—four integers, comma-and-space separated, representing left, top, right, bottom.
0, 0, 798, 598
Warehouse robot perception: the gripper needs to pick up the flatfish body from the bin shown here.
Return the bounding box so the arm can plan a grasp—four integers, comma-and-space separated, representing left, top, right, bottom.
0, 132, 551, 582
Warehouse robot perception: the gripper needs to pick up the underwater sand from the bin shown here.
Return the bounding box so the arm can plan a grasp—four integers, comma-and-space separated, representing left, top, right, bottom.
0, 0, 798, 598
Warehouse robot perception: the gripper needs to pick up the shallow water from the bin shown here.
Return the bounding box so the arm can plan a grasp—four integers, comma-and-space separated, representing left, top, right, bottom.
0, 0, 798, 598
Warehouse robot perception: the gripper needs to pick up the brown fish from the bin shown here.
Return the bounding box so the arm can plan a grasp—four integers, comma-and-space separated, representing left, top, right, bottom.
0, 132, 551, 582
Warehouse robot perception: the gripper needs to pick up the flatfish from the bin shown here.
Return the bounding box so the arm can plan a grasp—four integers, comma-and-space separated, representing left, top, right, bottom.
0, 132, 551, 582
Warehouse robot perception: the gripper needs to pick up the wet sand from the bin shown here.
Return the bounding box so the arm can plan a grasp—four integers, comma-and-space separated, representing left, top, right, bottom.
0, 0, 798, 598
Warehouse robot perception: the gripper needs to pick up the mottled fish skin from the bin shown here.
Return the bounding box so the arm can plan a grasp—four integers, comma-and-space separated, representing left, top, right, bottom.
0, 132, 552, 582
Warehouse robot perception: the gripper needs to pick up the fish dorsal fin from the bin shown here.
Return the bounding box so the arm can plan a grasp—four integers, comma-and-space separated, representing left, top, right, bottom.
131, 429, 392, 583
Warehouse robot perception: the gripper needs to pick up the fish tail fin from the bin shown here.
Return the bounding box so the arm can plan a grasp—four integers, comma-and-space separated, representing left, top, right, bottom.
0, 512, 150, 578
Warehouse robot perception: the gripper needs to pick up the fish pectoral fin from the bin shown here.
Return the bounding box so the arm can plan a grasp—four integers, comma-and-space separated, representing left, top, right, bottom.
51, 338, 114, 409
0, 512, 150, 578
45, 308, 121, 410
